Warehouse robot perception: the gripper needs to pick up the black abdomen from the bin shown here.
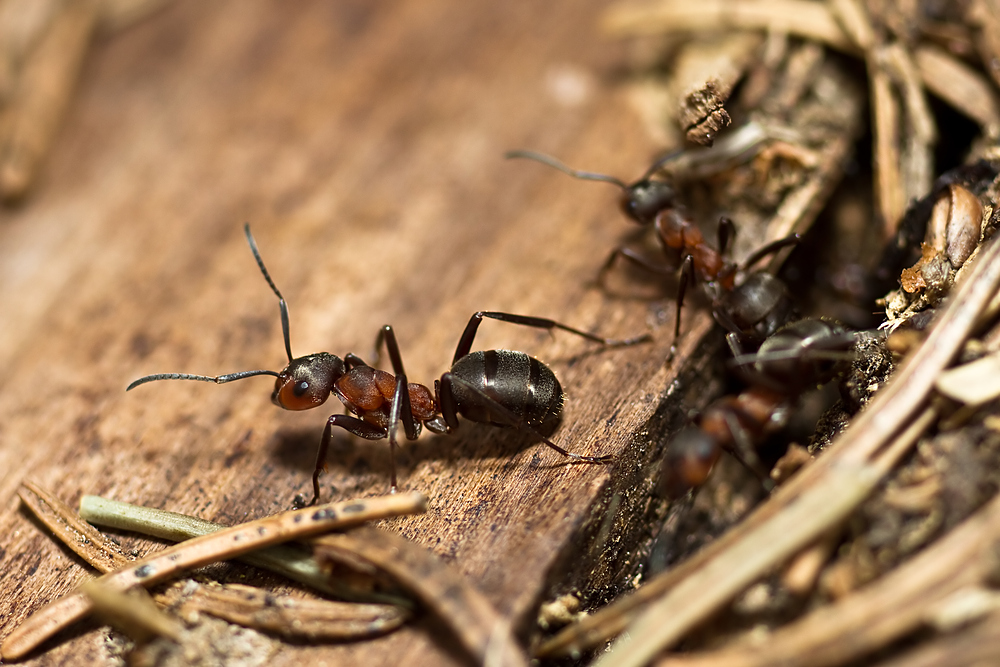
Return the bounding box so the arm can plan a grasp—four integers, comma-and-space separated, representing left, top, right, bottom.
449, 350, 564, 436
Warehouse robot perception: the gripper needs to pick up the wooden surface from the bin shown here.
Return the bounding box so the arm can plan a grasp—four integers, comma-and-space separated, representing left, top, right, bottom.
0, 1, 724, 664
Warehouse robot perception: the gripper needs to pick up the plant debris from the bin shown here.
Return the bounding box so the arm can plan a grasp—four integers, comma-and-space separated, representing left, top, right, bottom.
2, 488, 426, 660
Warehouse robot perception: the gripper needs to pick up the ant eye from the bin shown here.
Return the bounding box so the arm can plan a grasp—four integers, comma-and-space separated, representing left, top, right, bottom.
273, 373, 328, 411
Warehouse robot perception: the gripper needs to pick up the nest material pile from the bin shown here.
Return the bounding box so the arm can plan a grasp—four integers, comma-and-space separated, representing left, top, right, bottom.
532, 1, 1000, 666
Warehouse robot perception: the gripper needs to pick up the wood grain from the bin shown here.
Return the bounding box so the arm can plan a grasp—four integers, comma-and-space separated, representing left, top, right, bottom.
0, 1, 725, 664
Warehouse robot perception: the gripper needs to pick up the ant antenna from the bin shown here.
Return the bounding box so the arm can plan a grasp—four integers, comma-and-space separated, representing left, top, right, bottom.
243, 224, 293, 363
505, 149, 683, 189
127, 369, 280, 392
505, 150, 629, 190
637, 149, 683, 182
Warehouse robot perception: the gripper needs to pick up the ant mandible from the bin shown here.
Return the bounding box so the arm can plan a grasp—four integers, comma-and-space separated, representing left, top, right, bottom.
128, 225, 650, 505
505, 150, 801, 354
658, 317, 857, 498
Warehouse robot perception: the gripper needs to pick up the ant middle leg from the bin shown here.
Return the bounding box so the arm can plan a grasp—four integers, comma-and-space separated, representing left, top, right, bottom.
598, 246, 674, 286
372, 324, 420, 442
373, 325, 408, 376
451, 311, 650, 364
716, 216, 737, 255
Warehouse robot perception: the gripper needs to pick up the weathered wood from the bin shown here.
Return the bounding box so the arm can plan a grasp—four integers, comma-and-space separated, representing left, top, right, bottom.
0, 1, 710, 664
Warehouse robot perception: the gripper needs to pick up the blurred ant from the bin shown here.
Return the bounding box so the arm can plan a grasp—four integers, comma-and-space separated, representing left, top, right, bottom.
505, 150, 800, 355
128, 225, 649, 505
658, 317, 857, 498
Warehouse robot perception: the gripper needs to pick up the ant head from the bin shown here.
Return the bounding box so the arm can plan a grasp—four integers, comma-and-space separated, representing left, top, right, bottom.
621, 180, 676, 225
506, 149, 680, 226
272, 353, 346, 411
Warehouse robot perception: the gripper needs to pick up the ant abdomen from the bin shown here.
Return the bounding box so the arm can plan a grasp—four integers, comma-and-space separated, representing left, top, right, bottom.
715, 273, 795, 342
445, 350, 564, 437
658, 427, 721, 498
746, 319, 851, 393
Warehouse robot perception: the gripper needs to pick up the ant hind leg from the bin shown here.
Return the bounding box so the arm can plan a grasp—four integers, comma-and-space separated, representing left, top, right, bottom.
451, 311, 650, 365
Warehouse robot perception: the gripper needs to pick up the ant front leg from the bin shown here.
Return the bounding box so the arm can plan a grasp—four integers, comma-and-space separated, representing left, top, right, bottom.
716, 217, 736, 256
311, 415, 388, 506
452, 311, 650, 364
669, 255, 696, 361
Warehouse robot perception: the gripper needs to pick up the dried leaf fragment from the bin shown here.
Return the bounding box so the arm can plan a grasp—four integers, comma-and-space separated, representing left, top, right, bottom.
935, 352, 1000, 406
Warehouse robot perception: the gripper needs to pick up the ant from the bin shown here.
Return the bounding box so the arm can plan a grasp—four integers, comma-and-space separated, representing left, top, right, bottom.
128, 225, 650, 505
657, 317, 857, 498
505, 150, 800, 354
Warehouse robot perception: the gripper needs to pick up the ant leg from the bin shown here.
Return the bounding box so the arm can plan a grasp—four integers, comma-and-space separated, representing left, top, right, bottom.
726, 332, 745, 358
720, 410, 774, 492
373, 325, 408, 376
385, 371, 419, 491
714, 307, 748, 339
372, 324, 420, 441
669, 255, 695, 361
438, 376, 461, 432
311, 415, 388, 505
439, 372, 613, 464
741, 233, 801, 271
598, 246, 673, 285
717, 217, 736, 255
452, 311, 650, 364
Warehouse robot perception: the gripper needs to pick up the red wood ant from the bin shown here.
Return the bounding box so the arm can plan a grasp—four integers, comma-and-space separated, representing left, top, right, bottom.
658, 317, 857, 498
505, 150, 800, 354
128, 225, 650, 505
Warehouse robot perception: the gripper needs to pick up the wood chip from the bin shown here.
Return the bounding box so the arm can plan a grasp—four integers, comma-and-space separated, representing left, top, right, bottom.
670, 33, 763, 145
